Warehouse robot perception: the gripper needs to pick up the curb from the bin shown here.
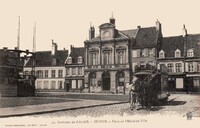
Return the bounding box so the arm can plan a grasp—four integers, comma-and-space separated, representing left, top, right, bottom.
0, 101, 128, 118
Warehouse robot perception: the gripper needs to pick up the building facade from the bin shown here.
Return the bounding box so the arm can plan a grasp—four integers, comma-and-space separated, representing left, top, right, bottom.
157, 26, 200, 91
65, 46, 85, 92
131, 20, 162, 73
24, 40, 68, 91
83, 17, 162, 94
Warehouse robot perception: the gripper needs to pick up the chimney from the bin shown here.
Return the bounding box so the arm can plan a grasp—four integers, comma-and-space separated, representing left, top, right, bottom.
156, 19, 162, 32
89, 26, 95, 40
137, 26, 141, 29
51, 40, 58, 56
70, 45, 74, 53
182, 24, 187, 37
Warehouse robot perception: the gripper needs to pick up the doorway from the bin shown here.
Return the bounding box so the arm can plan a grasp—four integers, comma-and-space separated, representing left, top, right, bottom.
102, 71, 110, 90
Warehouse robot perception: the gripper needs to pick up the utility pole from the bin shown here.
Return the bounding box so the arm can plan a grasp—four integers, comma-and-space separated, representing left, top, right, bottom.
32, 22, 36, 53
17, 16, 20, 50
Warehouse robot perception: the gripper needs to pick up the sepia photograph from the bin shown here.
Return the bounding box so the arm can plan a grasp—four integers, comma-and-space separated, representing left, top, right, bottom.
0, 0, 200, 128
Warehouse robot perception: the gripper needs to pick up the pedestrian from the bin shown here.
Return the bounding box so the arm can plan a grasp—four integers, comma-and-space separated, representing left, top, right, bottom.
129, 77, 139, 110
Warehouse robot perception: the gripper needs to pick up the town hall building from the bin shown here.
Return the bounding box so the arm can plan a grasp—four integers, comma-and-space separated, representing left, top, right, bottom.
83, 17, 162, 94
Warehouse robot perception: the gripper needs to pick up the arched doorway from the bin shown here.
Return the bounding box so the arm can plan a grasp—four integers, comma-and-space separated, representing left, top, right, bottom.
102, 71, 110, 90
116, 71, 125, 93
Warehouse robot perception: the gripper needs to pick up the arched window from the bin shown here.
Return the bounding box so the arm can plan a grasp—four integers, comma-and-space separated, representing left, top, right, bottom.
187, 49, 194, 57
78, 56, 83, 64
175, 49, 181, 58
67, 57, 72, 64
159, 50, 165, 58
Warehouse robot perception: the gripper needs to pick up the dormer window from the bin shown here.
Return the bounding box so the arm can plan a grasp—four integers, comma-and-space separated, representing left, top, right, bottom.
159, 50, 165, 58
78, 56, 83, 64
67, 57, 72, 64
187, 49, 194, 57
175, 49, 181, 58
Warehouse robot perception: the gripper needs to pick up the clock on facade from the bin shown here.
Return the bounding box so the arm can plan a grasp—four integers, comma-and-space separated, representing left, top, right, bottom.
104, 31, 111, 37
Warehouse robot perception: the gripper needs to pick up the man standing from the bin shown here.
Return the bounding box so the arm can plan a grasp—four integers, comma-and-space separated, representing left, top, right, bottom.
129, 77, 139, 110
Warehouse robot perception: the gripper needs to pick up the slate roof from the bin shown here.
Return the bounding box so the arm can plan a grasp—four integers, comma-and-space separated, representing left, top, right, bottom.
121, 29, 138, 38
161, 34, 200, 58
68, 47, 85, 64
25, 50, 68, 67
133, 27, 158, 49
162, 36, 184, 58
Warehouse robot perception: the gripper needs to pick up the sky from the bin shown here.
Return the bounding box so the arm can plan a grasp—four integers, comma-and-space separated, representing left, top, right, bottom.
0, 0, 200, 52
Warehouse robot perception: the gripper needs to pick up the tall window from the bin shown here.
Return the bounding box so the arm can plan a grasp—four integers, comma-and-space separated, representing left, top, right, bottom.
89, 73, 96, 87
37, 81, 42, 89
78, 80, 83, 89
38, 70, 43, 78
58, 81, 63, 89
43, 81, 49, 89
78, 67, 82, 75
175, 63, 182, 72
72, 80, 76, 89
187, 49, 194, 57
118, 50, 125, 64
188, 63, 194, 72
175, 49, 181, 58
66, 68, 70, 76
51, 70, 56, 78
159, 50, 165, 58
58, 70, 63, 77
90, 52, 97, 65
51, 81, 56, 89
167, 63, 174, 72
72, 68, 76, 75
78, 56, 83, 64
44, 70, 48, 78
104, 52, 111, 65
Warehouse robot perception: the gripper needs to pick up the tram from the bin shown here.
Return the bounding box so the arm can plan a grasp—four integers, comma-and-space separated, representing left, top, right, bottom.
133, 65, 169, 108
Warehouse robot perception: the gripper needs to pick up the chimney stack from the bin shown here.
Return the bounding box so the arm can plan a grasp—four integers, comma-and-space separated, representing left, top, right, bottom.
137, 26, 141, 29
182, 24, 187, 37
51, 40, 58, 56
156, 19, 162, 32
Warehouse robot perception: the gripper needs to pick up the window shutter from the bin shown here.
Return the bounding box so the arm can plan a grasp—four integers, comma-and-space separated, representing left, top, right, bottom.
185, 63, 188, 72
194, 62, 198, 72
152, 48, 156, 57
137, 49, 141, 57
144, 48, 148, 57
132, 50, 137, 57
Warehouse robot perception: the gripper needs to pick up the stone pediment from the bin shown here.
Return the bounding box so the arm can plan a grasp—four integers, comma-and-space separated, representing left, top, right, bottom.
99, 23, 115, 29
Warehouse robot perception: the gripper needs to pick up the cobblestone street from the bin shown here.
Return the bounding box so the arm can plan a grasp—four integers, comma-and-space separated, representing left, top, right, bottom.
28, 94, 200, 118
